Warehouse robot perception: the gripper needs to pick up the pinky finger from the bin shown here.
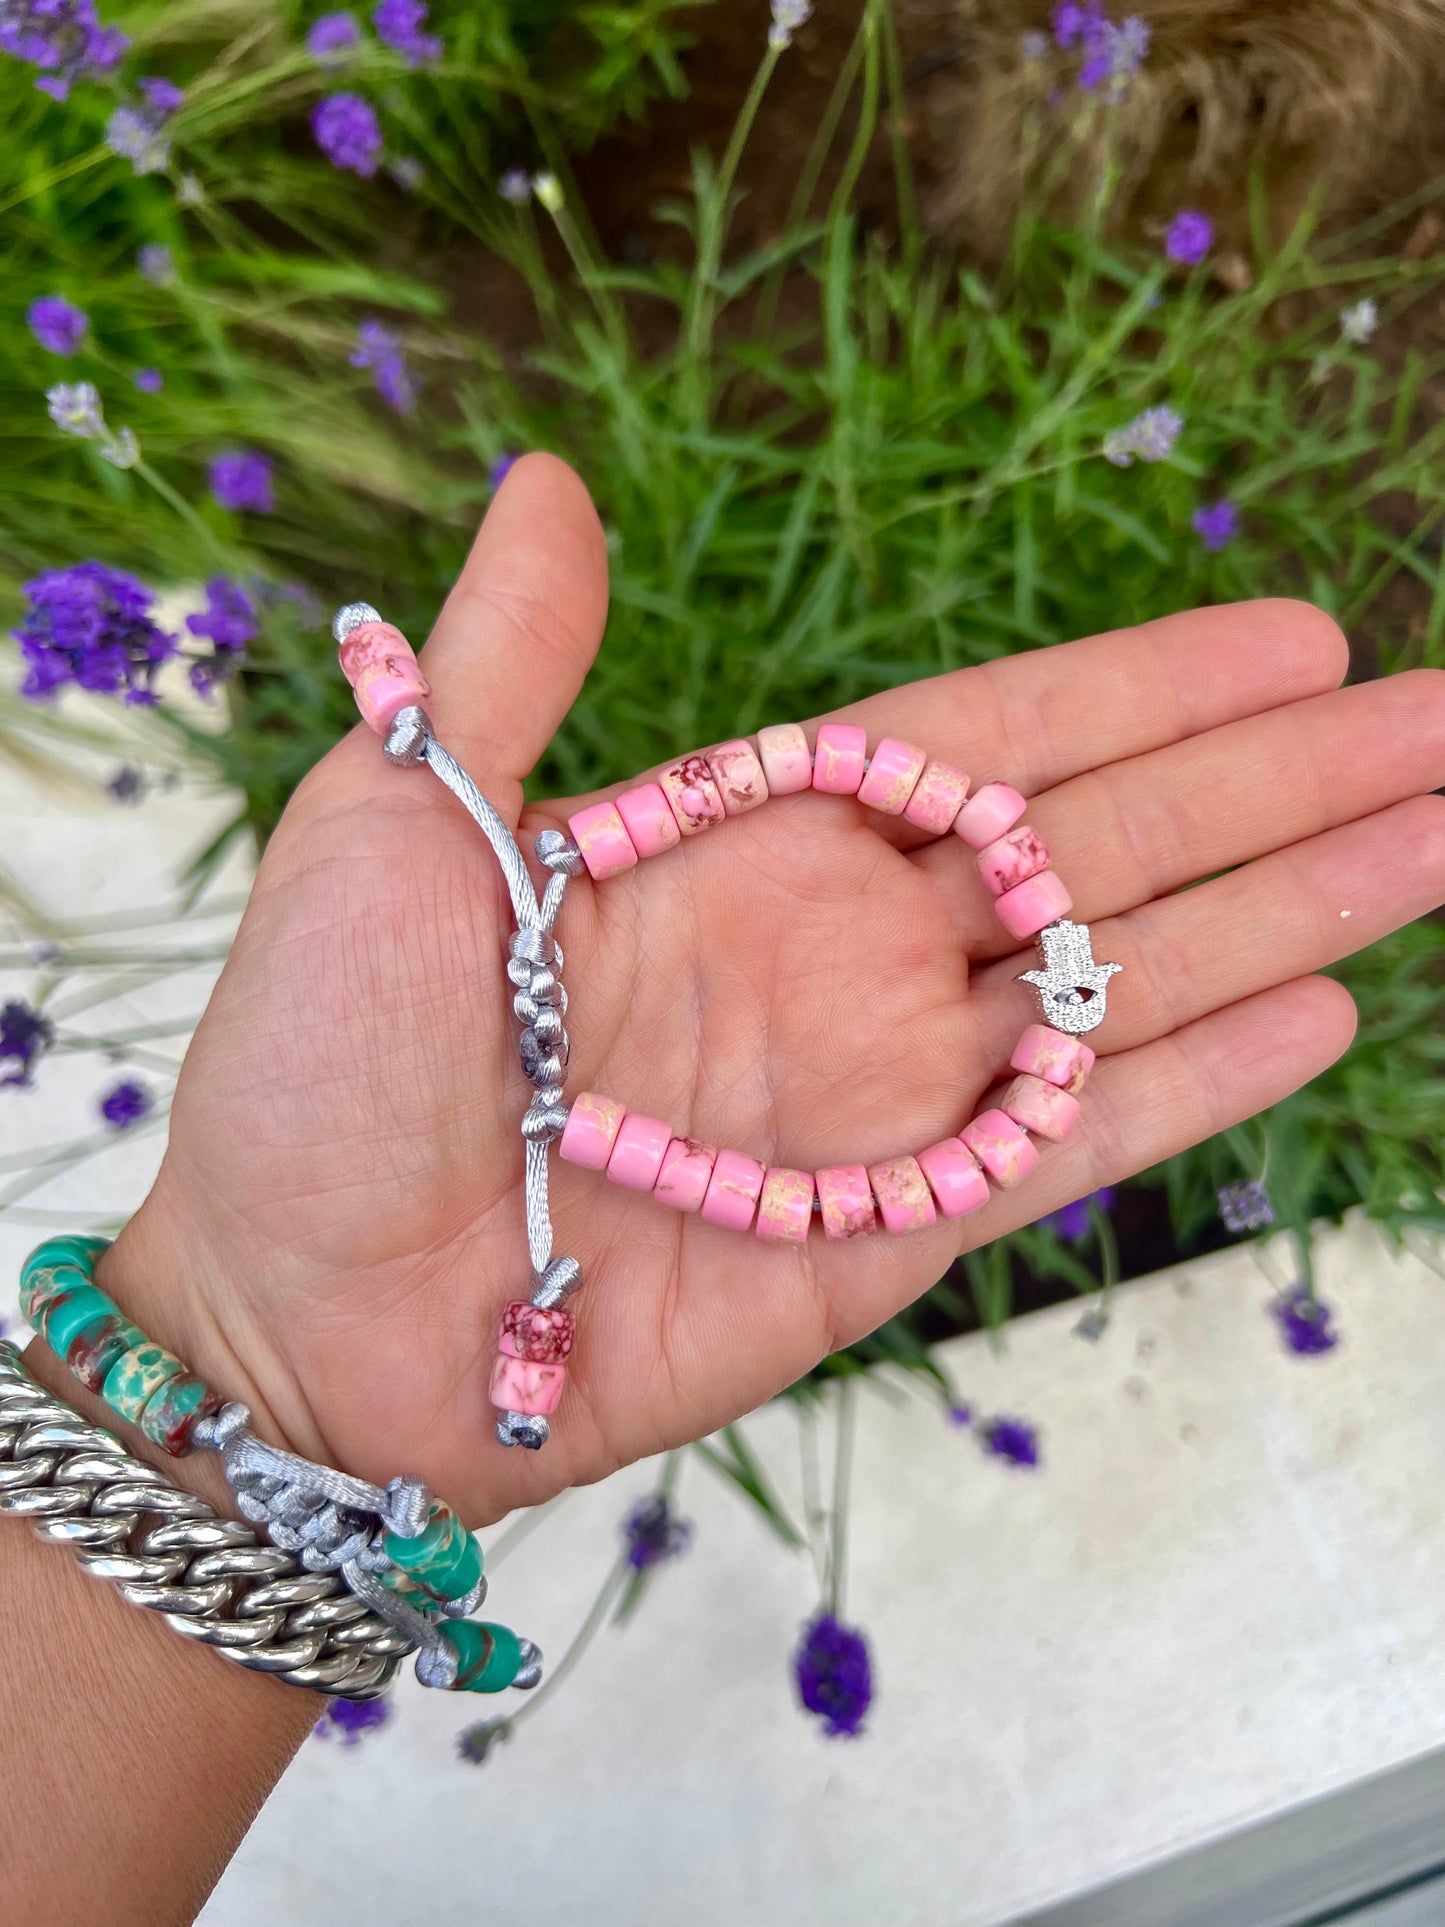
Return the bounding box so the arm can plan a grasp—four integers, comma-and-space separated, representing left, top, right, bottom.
957, 975, 1359, 1250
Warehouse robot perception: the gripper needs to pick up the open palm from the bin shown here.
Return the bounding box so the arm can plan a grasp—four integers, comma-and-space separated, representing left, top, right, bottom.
108, 455, 1445, 1525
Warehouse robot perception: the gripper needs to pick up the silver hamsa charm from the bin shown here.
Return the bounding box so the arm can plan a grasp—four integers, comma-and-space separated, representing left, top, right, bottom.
1018, 918, 1121, 1035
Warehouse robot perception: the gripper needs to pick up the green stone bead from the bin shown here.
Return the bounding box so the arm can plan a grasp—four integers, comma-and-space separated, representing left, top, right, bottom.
444, 1620, 523, 1694
43, 1283, 119, 1358
101, 1340, 186, 1425
385, 1501, 466, 1575
65, 1313, 145, 1395
418, 1531, 483, 1604
20, 1262, 92, 1331
139, 1372, 219, 1456
21, 1235, 107, 1287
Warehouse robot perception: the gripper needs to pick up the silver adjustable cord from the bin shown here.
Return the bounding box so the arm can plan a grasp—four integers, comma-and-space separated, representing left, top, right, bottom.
333, 604, 582, 1453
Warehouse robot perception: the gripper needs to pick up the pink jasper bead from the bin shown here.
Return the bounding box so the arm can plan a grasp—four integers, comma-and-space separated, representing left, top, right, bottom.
961, 1110, 1039, 1188
701, 1149, 767, 1230
916, 1137, 990, 1218
655, 1136, 718, 1213
977, 825, 1050, 897
995, 870, 1073, 941
903, 759, 970, 835
812, 723, 867, 796
338, 621, 431, 735
706, 740, 769, 816
756, 1168, 815, 1243
616, 782, 682, 860
868, 1155, 937, 1234
1010, 1024, 1095, 1096
815, 1164, 878, 1240
756, 724, 813, 795
490, 1352, 565, 1417
857, 738, 926, 815
999, 1073, 1080, 1143
953, 782, 1027, 850
568, 802, 640, 881
659, 754, 726, 836
500, 1300, 575, 1365
606, 1113, 673, 1190
559, 1091, 626, 1170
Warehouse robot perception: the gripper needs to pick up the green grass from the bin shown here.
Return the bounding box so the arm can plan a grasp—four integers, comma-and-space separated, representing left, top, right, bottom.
3, 0, 1443, 1351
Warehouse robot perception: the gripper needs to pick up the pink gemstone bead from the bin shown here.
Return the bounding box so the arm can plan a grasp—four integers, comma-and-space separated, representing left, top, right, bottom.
916, 1138, 990, 1219
606, 1113, 673, 1190
559, 1091, 627, 1170
953, 782, 1027, 850
995, 870, 1073, 941
338, 621, 431, 735
500, 1300, 575, 1364
655, 1136, 718, 1213
659, 754, 726, 836
616, 782, 682, 860
960, 1109, 1039, 1188
489, 1352, 565, 1417
857, 738, 926, 815
977, 825, 1050, 897
812, 723, 867, 796
815, 1164, 878, 1240
868, 1155, 937, 1234
756, 1168, 815, 1242
757, 724, 813, 795
568, 802, 640, 881
999, 1073, 1080, 1143
903, 759, 970, 835
701, 1149, 767, 1230
706, 740, 769, 816
1010, 1024, 1095, 1096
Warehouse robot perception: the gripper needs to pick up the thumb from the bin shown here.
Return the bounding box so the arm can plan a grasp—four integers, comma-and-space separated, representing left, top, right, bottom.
413, 452, 610, 811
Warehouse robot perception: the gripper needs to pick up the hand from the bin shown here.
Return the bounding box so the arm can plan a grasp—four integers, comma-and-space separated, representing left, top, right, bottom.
104, 454, 1445, 1523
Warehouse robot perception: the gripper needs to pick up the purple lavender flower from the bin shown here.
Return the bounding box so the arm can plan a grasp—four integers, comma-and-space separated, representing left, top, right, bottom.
622, 1493, 693, 1571
350, 319, 417, 414
946, 1401, 973, 1427
28, 294, 88, 355
100, 1078, 151, 1129
1193, 500, 1238, 551
0, 1001, 55, 1088
769, 0, 813, 49
1272, 1285, 1338, 1357
313, 1695, 392, 1743
308, 11, 360, 61
794, 1614, 872, 1738
15, 561, 176, 705
47, 380, 104, 438
457, 1719, 508, 1765
1218, 1178, 1275, 1233
981, 1415, 1041, 1468
373, 0, 441, 66
186, 577, 257, 695
209, 451, 274, 514
139, 75, 182, 116
1103, 404, 1182, 467
497, 168, 531, 204
1079, 15, 1148, 92
1053, 0, 1103, 46
488, 452, 518, 490
1165, 208, 1213, 266
137, 243, 175, 286
1044, 1185, 1116, 1243
0, 1, 128, 102
312, 93, 383, 176
106, 763, 145, 804
133, 367, 163, 392
106, 105, 168, 173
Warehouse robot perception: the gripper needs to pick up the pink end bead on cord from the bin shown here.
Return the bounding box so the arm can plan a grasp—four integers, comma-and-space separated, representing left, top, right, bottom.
998, 1073, 1080, 1143
903, 760, 970, 835
756, 1168, 815, 1242
961, 1110, 1039, 1188
606, 1113, 673, 1190
1010, 1024, 1094, 1096
701, 1149, 767, 1229
500, 1301, 575, 1364
995, 870, 1073, 941
559, 1091, 627, 1170
659, 754, 726, 836
976, 825, 1050, 897
706, 740, 769, 815
953, 782, 1027, 850
489, 1352, 566, 1417
812, 723, 867, 796
756, 724, 813, 795
816, 1164, 878, 1240
916, 1138, 990, 1218
616, 782, 682, 860
655, 1137, 718, 1212
338, 621, 431, 735
857, 738, 926, 815
868, 1155, 937, 1234
567, 802, 640, 882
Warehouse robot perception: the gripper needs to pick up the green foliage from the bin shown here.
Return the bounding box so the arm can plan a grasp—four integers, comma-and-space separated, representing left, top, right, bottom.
2, 0, 1442, 1348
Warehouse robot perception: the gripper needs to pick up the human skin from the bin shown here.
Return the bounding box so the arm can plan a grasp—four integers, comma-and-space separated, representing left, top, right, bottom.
7, 453, 1445, 1924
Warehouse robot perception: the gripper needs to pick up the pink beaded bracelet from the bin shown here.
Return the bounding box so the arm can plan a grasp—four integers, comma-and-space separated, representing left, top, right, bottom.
336, 608, 1120, 1449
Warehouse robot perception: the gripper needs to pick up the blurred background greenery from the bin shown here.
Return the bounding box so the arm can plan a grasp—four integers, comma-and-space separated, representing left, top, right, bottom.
2, 0, 1443, 1375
